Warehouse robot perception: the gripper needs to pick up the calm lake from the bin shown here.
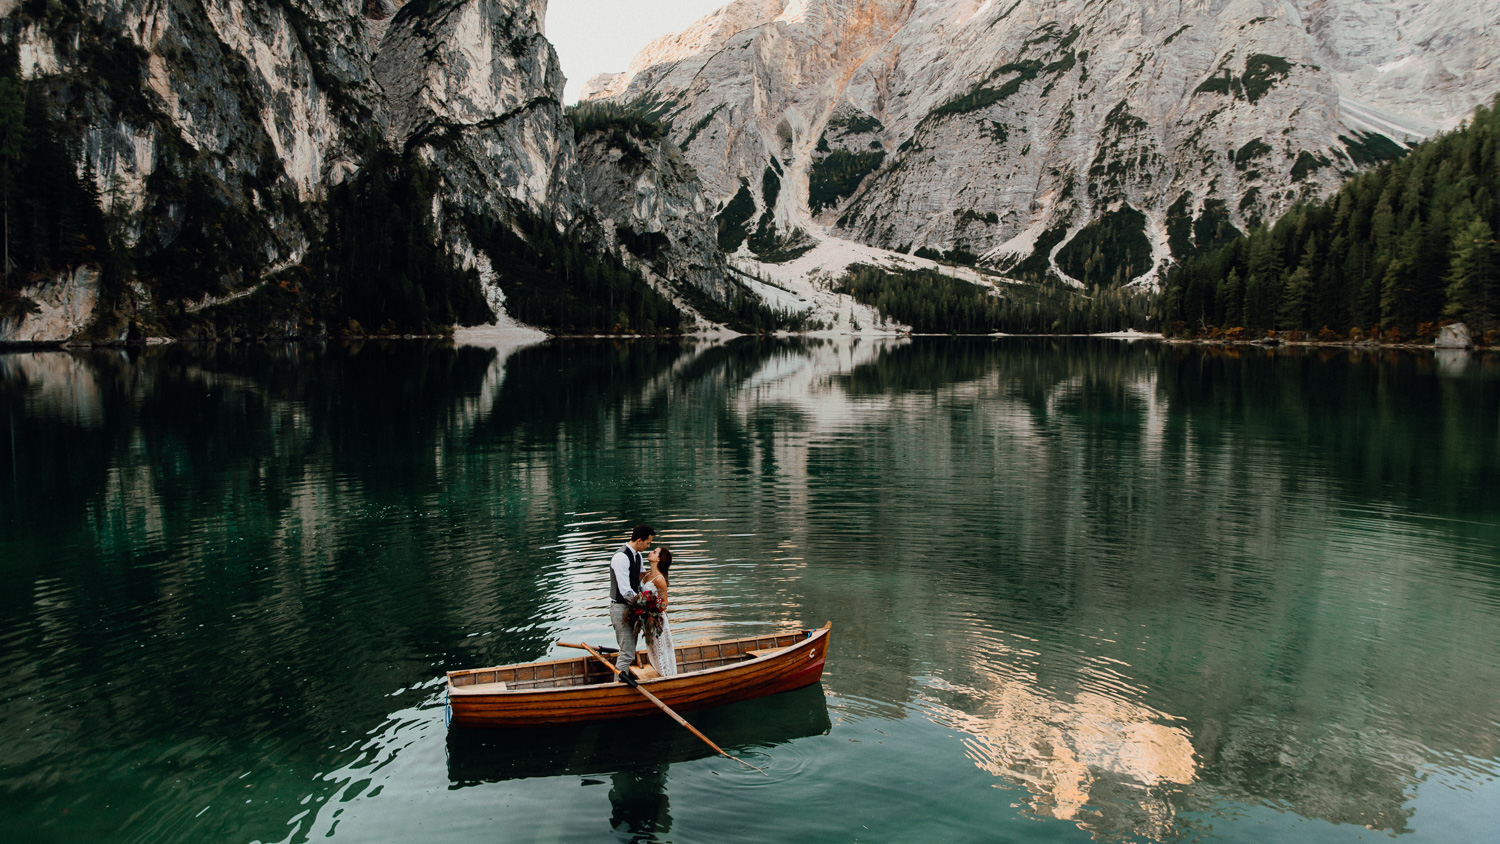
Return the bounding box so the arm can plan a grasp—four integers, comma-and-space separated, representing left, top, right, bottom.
2, 336, 1499, 843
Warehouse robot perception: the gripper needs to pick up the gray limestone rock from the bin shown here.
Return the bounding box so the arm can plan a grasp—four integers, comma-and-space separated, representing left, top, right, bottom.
1434, 323, 1473, 349
0, 265, 103, 344
575, 125, 735, 311
374, 0, 580, 218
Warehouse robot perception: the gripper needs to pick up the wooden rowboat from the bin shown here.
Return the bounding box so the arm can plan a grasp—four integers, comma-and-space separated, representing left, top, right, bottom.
446, 623, 832, 728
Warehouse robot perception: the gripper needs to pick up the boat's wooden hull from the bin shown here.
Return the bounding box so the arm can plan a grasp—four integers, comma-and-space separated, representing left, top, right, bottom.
446, 624, 831, 728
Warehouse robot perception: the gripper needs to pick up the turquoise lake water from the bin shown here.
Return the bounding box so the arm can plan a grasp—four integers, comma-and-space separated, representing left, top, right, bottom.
2, 337, 1499, 843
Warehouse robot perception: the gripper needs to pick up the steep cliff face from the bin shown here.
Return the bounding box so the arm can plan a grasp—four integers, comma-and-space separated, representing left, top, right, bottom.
574, 121, 736, 316
374, 0, 579, 216
0, 0, 731, 342
590, 0, 1500, 286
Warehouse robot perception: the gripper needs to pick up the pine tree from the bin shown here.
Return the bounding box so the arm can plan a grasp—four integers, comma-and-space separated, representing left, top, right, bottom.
1159, 96, 1500, 340
1221, 267, 1244, 327
1244, 232, 1283, 331
1279, 265, 1314, 329
1379, 256, 1410, 331
1444, 218, 1499, 329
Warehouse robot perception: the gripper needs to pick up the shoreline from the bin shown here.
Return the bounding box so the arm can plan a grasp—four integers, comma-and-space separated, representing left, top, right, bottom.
1161, 337, 1500, 352
3, 331, 1496, 353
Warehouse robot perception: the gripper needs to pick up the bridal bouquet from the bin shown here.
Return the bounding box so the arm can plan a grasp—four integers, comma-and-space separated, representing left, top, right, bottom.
627, 591, 665, 637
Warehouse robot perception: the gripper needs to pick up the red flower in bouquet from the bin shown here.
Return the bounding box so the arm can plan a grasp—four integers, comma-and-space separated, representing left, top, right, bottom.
627, 591, 665, 637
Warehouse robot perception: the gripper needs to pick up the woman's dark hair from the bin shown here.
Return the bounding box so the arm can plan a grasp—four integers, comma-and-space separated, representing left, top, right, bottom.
656, 547, 672, 575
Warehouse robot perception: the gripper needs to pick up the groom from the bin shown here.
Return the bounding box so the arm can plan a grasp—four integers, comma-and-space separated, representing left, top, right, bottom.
608, 524, 655, 673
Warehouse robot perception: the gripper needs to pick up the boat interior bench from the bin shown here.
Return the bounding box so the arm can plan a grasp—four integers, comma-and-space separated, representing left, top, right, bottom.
674, 634, 803, 672
449, 630, 812, 692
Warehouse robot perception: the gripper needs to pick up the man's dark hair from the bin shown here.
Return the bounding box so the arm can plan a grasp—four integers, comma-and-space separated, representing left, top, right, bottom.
631, 524, 655, 541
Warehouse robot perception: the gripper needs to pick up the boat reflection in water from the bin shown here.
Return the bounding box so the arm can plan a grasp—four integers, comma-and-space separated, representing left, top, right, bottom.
445, 684, 831, 784
447, 685, 830, 838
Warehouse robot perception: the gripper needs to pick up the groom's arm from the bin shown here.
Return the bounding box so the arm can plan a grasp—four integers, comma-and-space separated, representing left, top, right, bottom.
610, 551, 638, 601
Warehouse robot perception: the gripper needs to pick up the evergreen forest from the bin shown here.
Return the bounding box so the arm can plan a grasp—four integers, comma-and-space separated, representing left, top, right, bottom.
307, 137, 494, 335
465, 210, 685, 335
1162, 96, 1500, 343
834, 264, 1157, 334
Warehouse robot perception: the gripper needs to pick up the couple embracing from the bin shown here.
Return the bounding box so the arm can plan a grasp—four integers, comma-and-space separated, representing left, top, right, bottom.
608, 524, 677, 677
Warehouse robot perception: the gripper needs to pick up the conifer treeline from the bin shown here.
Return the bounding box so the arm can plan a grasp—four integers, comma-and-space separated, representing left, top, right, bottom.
1162, 96, 1500, 342
311, 137, 493, 334
834, 264, 1156, 334
565, 100, 665, 140
466, 210, 685, 335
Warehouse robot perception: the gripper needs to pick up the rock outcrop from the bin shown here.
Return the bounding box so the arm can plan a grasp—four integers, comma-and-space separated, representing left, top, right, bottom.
574, 122, 736, 314
590, 0, 1500, 286
1434, 323, 1472, 349
373, 0, 580, 216
0, 265, 105, 344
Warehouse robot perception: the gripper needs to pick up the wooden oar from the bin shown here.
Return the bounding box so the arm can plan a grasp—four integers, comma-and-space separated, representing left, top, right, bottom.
559, 641, 768, 776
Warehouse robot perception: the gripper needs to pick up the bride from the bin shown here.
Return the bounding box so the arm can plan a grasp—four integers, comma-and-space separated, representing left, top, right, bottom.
643, 547, 677, 676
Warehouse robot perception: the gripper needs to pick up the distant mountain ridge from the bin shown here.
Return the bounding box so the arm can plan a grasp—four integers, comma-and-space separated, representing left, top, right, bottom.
587, 0, 1500, 287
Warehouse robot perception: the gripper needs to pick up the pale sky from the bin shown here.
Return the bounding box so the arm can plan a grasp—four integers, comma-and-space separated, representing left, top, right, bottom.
547, 1, 728, 103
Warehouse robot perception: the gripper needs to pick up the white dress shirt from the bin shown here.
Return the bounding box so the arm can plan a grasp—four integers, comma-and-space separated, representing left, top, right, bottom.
610, 545, 641, 602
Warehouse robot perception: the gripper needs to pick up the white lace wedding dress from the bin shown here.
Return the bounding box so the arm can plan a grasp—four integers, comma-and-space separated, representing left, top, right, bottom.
642, 578, 677, 676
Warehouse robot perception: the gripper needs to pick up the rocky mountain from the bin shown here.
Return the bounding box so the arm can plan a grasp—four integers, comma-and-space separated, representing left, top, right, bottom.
587, 0, 1500, 288
0, 0, 736, 342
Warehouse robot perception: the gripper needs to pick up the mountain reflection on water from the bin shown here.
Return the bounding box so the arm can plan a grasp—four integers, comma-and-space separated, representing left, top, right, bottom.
1, 337, 1498, 843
